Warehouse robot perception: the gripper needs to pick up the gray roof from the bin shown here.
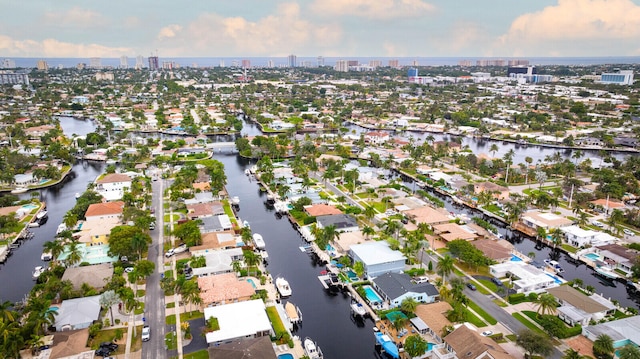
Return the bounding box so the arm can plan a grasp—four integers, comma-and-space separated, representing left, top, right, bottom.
373, 272, 439, 300
54, 295, 101, 330
317, 214, 358, 230
585, 315, 640, 345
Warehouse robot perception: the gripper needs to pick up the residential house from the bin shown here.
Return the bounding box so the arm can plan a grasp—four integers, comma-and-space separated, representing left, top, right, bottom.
53, 295, 101, 331
304, 204, 343, 217
13, 172, 37, 186
471, 239, 514, 262
191, 231, 241, 251
203, 300, 273, 346
186, 202, 224, 220
24, 125, 55, 139
364, 131, 390, 144
190, 247, 244, 277
594, 243, 639, 277
184, 192, 217, 205
433, 223, 478, 242
438, 325, 511, 359
547, 286, 615, 326
521, 211, 573, 232
403, 206, 451, 226
95, 173, 132, 201
490, 261, 560, 293
198, 273, 255, 306
76, 217, 120, 245
474, 181, 510, 200
349, 241, 405, 278
583, 315, 640, 348
84, 201, 124, 222
414, 302, 453, 343
316, 214, 359, 232
372, 272, 439, 308
208, 337, 277, 359
61, 263, 113, 291
197, 214, 233, 233
561, 226, 616, 247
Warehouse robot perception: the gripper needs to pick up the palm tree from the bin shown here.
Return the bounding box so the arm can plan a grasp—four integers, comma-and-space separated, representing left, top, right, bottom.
572, 278, 583, 288
43, 240, 64, 265
364, 206, 376, 222
400, 297, 418, 315
0, 301, 16, 323
562, 348, 584, 359
99, 290, 120, 326
592, 334, 614, 359
244, 251, 260, 276
533, 293, 557, 318
503, 149, 515, 184
550, 228, 564, 249
489, 144, 499, 158
130, 232, 149, 260
65, 240, 82, 267
618, 345, 640, 359
362, 225, 375, 240
436, 255, 455, 286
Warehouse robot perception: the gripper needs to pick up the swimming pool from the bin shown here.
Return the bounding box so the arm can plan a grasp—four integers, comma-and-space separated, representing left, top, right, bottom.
510, 254, 523, 262
246, 278, 257, 288
545, 273, 563, 284
22, 203, 38, 210
585, 253, 600, 261
277, 354, 294, 359
363, 285, 383, 303
427, 343, 435, 351
346, 269, 358, 281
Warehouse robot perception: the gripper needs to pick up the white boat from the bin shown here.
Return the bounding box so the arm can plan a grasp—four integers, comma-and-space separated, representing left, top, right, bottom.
285, 302, 302, 325
56, 223, 67, 234
231, 196, 240, 205
274, 201, 290, 214
33, 266, 45, 280
36, 210, 48, 221
243, 220, 250, 229
41, 252, 52, 261
11, 187, 28, 194
276, 277, 292, 297
244, 169, 251, 175
544, 259, 564, 274
253, 233, 266, 250
303, 337, 323, 359
75, 192, 81, 199
595, 267, 618, 280
350, 302, 367, 317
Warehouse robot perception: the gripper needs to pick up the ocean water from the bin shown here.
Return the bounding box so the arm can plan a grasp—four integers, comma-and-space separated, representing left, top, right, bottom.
7, 56, 640, 69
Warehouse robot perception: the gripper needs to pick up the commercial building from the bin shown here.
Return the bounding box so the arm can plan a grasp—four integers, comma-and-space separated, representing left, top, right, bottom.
135, 55, 144, 69
317, 56, 324, 67
600, 70, 634, 85
89, 57, 101, 69
1, 59, 15, 69
242, 59, 251, 69
0, 71, 29, 85
287, 54, 297, 67
119, 56, 128, 69
36, 59, 49, 71
334, 60, 349, 72
148, 56, 159, 71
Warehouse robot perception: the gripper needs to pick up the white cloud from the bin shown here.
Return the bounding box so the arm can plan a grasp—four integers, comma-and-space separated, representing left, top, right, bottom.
157, 24, 182, 40
42, 7, 108, 28
158, 3, 343, 56
310, 0, 434, 20
498, 0, 640, 53
0, 34, 131, 57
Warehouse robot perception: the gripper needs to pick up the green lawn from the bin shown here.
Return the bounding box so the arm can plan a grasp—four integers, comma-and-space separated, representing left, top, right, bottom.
477, 279, 501, 293
464, 308, 487, 327
468, 301, 498, 325
165, 331, 177, 350
512, 312, 545, 334
561, 244, 578, 254
266, 306, 286, 335
166, 310, 203, 325
182, 350, 209, 359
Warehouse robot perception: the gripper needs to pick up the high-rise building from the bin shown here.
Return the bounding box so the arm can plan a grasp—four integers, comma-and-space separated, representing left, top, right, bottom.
317, 56, 324, 67
89, 57, 101, 69
407, 68, 419, 77
1, 59, 16, 69
148, 56, 159, 71
135, 55, 144, 69
388, 59, 399, 68
219, 59, 225, 67
242, 59, 251, 69
411, 60, 419, 66
369, 60, 382, 68
347, 60, 359, 67
0, 72, 29, 85
600, 70, 634, 85
458, 60, 473, 67
508, 59, 529, 66
267, 60, 274, 68
36, 59, 49, 71
507, 66, 536, 76
120, 56, 128, 69
231, 60, 239, 68
288, 54, 297, 67
334, 60, 349, 72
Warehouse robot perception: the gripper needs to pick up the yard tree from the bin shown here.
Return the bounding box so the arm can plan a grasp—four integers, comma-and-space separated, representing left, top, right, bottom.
404, 334, 428, 358
108, 225, 151, 259
533, 293, 558, 317
516, 329, 553, 359
618, 344, 640, 359
593, 334, 614, 359
99, 290, 120, 326
173, 220, 202, 247
436, 255, 454, 286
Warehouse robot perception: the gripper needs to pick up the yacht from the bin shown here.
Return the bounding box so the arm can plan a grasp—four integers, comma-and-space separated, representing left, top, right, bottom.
56, 223, 67, 235
276, 277, 292, 297
253, 233, 266, 250
36, 210, 48, 222
350, 301, 367, 317
303, 337, 323, 359
231, 196, 240, 206
544, 259, 564, 274
285, 302, 302, 325
11, 187, 28, 194
41, 251, 53, 261
374, 331, 399, 359
32, 266, 45, 280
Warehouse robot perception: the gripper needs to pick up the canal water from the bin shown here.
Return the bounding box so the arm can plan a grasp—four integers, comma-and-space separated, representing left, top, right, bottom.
0, 118, 103, 304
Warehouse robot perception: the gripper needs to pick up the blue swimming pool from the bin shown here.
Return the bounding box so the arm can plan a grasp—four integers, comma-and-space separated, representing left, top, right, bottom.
363, 285, 383, 303
246, 278, 257, 288
510, 254, 523, 262
545, 273, 563, 284
585, 253, 600, 261
277, 354, 294, 359
427, 343, 435, 351
22, 203, 38, 210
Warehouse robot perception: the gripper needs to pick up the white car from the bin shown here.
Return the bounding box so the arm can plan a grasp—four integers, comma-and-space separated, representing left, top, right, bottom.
481, 331, 493, 337
592, 220, 605, 228
165, 249, 175, 258
623, 229, 635, 236
142, 325, 150, 341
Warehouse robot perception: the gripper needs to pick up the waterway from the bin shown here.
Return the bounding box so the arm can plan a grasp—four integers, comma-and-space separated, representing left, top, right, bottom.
0, 118, 103, 304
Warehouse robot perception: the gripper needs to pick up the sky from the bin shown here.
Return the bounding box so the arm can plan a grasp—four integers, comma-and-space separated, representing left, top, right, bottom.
1, 0, 640, 58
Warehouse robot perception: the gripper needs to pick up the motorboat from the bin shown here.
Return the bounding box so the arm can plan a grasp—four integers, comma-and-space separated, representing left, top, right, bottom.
274, 201, 290, 214
11, 187, 28, 194
303, 337, 323, 359
41, 251, 53, 261
231, 196, 240, 206
285, 302, 302, 325
244, 169, 251, 176
374, 331, 399, 359
56, 223, 67, 235
276, 277, 292, 297
544, 259, 564, 274
350, 301, 367, 317
36, 210, 48, 224
33, 266, 45, 280
253, 233, 266, 250
243, 220, 250, 229
595, 267, 618, 280
75, 192, 81, 199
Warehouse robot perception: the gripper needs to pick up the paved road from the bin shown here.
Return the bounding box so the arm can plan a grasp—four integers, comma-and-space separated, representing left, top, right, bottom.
141, 178, 167, 359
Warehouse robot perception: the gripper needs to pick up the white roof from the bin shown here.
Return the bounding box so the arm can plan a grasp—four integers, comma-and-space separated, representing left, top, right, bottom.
204, 300, 272, 343
350, 241, 405, 266
561, 225, 597, 238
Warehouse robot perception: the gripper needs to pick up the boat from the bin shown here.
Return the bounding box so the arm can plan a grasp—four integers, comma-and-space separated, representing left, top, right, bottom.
32, 266, 45, 280
41, 251, 52, 261
266, 193, 275, 203
276, 277, 292, 297
56, 223, 67, 235
595, 267, 618, 280
36, 210, 48, 221
28, 222, 40, 228
253, 233, 266, 250
242, 220, 250, 229
374, 331, 400, 359
318, 272, 340, 290
11, 187, 28, 194
350, 301, 367, 317
231, 196, 240, 206
75, 192, 81, 199
544, 259, 564, 274
285, 302, 302, 325
244, 169, 251, 176
303, 337, 323, 359
274, 201, 290, 214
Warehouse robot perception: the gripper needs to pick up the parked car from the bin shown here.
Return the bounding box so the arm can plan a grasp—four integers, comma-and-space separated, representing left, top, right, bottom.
491, 277, 503, 286
95, 347, 113, 357
99, 342, 118, 352
142, 325, 151, 341
149, 222, 156, 230
466, 283, 477, 291
414, 276, 429, 284
623, 228, 635, 236
165, 248, 175, 258
481, 331, 493, 337
174, 243, 188, 254
592, 220, 605, 228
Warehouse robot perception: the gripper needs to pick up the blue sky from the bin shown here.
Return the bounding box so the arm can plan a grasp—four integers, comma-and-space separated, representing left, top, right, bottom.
1, 0, 640, 58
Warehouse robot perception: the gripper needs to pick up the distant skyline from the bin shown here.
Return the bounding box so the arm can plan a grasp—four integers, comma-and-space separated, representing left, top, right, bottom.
1, 0, 640, 58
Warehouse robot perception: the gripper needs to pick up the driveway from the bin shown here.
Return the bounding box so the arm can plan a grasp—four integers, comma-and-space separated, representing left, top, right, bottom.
183, 318, 208, 354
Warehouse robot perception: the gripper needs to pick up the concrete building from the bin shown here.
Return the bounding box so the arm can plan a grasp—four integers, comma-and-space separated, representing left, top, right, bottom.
89, 57, 101, 69
600, 70, 634, 85
0, 71, 29, 85
36, 59, 48, 71
95, 173, 132, 201
119, 56, 128, 69
203, 300, 273, 346
334, 60, 349, 72
287, 54, 297, 67
148, 56, 159, 71
349, 241, 405, 278
490, 261, 562, 293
